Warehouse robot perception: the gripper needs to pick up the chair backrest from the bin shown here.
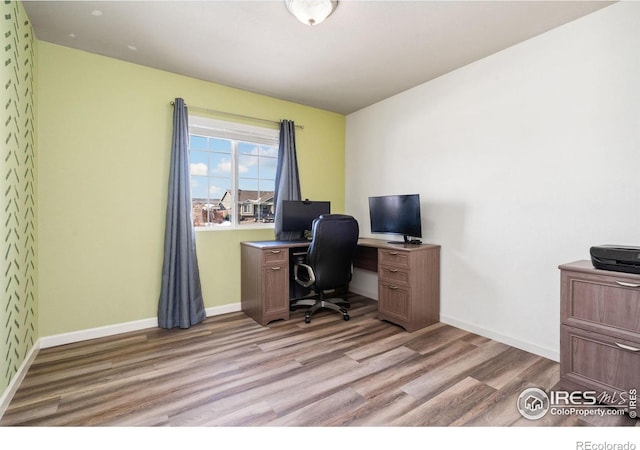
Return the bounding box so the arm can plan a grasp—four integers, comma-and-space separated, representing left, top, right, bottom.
306, 214, 359, 291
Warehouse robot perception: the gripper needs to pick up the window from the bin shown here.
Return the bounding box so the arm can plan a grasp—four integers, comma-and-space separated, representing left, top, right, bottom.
188, 116, 279, 229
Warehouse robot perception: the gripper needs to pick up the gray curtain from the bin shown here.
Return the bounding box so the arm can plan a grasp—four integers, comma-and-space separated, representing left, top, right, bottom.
158, 98, 206, 329
274, 120, 302, 240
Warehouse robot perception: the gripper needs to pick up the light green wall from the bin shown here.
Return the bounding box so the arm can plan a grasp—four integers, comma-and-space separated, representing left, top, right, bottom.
1, 1, 38, 395
37, 42, 345, 336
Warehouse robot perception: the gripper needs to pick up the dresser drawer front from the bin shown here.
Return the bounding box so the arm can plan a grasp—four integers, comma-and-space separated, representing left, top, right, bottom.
379, 265, 410, 285
262, 248, 287, 265
561, 325, 640, 399
379, 249, 410, 268
562, 272, 640, 337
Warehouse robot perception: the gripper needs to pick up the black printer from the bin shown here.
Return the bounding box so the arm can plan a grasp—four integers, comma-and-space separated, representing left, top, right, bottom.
590, 245, 640, 274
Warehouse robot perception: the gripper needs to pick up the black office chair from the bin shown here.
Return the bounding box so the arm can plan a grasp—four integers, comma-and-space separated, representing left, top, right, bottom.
290, 214, 359, 323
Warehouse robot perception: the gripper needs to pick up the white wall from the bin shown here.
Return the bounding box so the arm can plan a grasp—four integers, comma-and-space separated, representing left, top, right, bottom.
345, 2, 640, 361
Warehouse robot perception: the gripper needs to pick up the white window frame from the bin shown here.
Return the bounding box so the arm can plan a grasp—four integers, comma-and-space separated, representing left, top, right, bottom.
189, 115, 279, 231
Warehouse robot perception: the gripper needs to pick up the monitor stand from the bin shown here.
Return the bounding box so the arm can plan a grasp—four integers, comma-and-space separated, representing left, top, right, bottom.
388, 235, 422, 245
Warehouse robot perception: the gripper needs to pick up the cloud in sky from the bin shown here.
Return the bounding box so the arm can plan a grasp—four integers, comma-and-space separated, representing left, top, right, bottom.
191, 160, 248, 176
214, 159, 248, 174
190, 162, 208, 176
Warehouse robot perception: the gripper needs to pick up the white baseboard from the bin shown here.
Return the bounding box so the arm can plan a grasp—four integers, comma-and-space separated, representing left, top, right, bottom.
40, 317, 159, 349
440, 314, 559, 362
205, 302, 241, 317
0, 340, 40, 418
40, 302, 242, 349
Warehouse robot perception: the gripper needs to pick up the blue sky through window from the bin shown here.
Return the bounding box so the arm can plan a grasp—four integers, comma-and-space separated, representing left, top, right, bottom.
189, 136, 233, 200
189, 133, 278, 227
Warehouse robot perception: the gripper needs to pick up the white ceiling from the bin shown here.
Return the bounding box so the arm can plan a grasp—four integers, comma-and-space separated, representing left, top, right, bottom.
23, 0, 614, 114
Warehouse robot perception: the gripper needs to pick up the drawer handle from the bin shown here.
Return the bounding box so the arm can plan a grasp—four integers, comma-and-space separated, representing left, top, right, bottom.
388, 268, 399, 273
271, 266, 282, 271
388, 251, 399, 256
615, 342, 640, 352
615, 280, 640, 288
270, 250, 281, 254
389, 285, 399, 290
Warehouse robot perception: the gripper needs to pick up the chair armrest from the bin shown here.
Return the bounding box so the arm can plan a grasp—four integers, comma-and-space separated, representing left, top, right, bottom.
294, 262, 315, 288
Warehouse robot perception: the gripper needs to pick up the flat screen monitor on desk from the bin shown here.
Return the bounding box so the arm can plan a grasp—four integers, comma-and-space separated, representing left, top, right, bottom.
281, 200, 330, 240
369, 193, 422, 245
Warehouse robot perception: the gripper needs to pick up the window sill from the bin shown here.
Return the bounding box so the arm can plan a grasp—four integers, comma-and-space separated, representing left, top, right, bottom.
195, 223, 275, 232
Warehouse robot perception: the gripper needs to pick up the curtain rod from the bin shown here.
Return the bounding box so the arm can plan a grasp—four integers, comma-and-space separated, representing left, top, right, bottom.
170, 101, 304, 130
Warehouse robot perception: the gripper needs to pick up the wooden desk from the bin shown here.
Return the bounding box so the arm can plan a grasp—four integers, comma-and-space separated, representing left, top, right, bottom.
240, 238, 440, 331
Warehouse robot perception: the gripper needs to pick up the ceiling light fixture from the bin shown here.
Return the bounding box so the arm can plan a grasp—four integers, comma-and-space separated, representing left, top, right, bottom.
285, 0, 338, 26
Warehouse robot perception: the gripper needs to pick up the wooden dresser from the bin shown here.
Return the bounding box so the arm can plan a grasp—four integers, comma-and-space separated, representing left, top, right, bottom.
559, 260, 640, 409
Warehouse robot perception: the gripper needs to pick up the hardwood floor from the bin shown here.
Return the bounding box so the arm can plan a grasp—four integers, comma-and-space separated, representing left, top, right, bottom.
1, 295, 637, 427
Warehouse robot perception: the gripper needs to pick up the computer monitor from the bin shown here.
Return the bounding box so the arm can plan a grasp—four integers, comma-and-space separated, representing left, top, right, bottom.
368, 194, 422, 244
281, 200, 331, 239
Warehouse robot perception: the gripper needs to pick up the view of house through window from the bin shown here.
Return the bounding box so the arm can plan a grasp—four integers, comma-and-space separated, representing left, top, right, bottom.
188, 116, 279, 228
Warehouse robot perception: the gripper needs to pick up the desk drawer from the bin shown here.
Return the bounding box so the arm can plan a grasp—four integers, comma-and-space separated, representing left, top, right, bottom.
379, 281, 410, 322
379, 265, 410, 286
379, 249, 410, 268
262, 248, 287, 265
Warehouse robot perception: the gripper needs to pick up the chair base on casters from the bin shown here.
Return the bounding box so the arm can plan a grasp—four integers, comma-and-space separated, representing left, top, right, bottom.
304, 299, 350, 324
290, 291, 351, 323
